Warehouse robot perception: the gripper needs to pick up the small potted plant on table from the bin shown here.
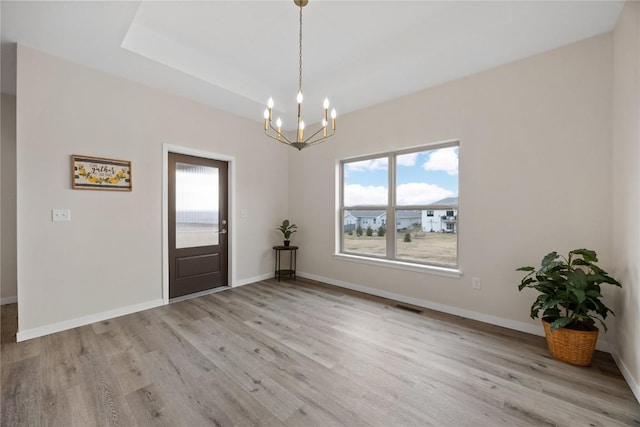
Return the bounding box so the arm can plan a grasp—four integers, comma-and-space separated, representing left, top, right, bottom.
277, 219, 297, 246
516, 248, 621, 366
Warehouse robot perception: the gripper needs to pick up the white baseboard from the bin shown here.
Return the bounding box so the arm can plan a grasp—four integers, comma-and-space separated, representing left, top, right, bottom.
612, 351, 640, 404
233, 273, 273, 288
16, 298, 164, 342
1, 295, 17, 305
15, 272, 273, 342
297, 271, 612, 353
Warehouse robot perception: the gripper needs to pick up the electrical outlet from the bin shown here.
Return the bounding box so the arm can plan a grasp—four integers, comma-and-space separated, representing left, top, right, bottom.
472, 278, 481, 290
240, 209, 248, 218
52, 209, 71, 222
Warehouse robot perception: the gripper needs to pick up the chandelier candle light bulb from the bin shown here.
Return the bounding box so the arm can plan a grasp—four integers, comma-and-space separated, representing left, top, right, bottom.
262, 0, 337, 150
276, 117, 282, 140
322, 98, 329, 136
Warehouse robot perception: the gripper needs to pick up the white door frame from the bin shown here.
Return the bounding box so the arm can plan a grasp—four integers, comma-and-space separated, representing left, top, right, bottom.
162, 143, 236, 305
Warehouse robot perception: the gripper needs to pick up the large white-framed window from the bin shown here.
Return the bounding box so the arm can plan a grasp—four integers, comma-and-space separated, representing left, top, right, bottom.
339, 141, 459, 271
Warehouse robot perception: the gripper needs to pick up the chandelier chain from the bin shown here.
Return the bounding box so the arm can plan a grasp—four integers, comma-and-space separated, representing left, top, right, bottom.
298, 5, 303, 93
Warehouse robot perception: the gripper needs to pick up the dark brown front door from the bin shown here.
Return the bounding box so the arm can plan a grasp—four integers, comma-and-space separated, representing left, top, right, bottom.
168, 153, 228, 299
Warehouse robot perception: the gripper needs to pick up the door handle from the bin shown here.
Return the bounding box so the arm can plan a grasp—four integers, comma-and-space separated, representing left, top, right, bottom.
219, 229, 227, 234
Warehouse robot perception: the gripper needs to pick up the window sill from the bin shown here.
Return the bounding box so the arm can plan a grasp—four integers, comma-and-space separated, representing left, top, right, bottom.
333, 253, 462, 279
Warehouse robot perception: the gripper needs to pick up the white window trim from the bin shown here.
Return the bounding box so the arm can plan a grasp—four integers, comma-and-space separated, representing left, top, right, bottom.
338, 139, 460, 274
334, 253, 461, 278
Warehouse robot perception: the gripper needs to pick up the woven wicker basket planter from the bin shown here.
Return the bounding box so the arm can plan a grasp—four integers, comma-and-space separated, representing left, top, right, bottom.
542, 319, 599, 366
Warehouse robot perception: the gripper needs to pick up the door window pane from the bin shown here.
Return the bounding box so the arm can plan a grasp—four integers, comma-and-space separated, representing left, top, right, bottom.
176, 162, 219, 248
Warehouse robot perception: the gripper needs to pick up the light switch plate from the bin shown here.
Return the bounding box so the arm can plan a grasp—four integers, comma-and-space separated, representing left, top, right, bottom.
52, 209, 71, 222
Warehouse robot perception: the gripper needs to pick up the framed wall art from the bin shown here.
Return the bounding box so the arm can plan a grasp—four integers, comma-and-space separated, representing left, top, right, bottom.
72, 154, 132, 191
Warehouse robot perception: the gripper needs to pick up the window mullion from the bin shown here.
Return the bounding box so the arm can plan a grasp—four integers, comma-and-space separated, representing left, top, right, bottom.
339, 163, 344, 254
387, 154, 395, 260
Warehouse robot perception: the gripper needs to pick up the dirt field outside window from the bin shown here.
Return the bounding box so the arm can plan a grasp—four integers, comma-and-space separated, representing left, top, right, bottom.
343, 232, 457, 267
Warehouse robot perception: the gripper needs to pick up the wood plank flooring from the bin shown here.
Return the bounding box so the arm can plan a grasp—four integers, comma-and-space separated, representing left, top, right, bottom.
2, 278, 639, 426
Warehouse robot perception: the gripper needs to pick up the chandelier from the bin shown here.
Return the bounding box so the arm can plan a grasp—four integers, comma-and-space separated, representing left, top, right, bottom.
263, 0, 336, 151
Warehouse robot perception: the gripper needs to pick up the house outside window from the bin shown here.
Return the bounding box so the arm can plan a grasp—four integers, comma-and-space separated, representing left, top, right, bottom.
340, 141, 459, 268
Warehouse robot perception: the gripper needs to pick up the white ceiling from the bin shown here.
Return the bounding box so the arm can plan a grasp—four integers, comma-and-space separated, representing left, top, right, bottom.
1, 1, 624, 129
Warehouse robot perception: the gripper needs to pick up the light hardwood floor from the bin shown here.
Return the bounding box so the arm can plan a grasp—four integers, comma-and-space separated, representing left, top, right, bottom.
2, 278, 639, 426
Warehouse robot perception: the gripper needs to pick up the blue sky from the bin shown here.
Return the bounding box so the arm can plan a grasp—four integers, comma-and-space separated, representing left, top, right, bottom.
344, 146, 459, 206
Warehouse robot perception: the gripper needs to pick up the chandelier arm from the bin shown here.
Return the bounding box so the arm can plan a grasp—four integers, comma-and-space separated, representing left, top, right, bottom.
265, 125, 336, 149
302, 125, 327, 144
266, 125, 294, 145
264, 131, 294, 146
267, 123, 289, 140
303, 130, 336, 147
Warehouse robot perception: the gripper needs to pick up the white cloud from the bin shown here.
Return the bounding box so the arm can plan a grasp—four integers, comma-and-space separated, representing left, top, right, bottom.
397, 183, 454, 205
397, 153, 418, 167
345, 158, 388, 172
423, 147, 458, 175
346, 182, 454, 206
344, 184, 388, 206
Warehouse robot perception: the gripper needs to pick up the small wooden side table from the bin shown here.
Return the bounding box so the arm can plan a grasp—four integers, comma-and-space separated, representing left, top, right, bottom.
273, 245, 298, 281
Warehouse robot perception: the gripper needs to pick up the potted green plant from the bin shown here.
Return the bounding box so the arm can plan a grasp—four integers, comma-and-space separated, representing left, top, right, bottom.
516, 248, 621, 366
277, 219, 297, 246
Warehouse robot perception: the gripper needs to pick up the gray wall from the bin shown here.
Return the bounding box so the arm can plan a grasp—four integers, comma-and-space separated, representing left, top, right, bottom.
289, 34, 616, 342
16, 46, 289, 335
